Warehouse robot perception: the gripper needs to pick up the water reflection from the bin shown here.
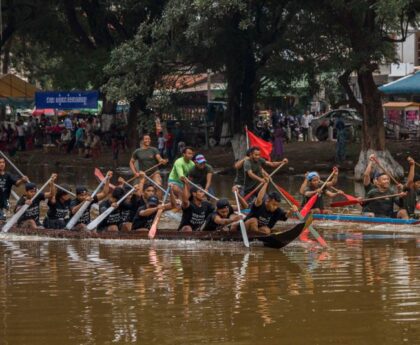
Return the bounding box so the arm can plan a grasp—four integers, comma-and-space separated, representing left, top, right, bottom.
0, 238, 419, 344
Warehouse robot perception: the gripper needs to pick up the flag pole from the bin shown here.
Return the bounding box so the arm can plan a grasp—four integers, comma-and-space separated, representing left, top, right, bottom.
245, 125, 249, 149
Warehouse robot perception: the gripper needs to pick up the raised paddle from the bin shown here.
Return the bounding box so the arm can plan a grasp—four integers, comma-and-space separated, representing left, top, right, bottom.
86, 186, 135, 231
320, 180, 357, 202
330, 192, 405, 208
371, 156, 400, 185
185, 178, 219, 201
234, 190, 250, 248
148, 185, 171, 239
269, 181, 300, 207
2, 176, 54, 233
270, 179, 328, 248
66, 172, 111, 229
244, 161, 287, 201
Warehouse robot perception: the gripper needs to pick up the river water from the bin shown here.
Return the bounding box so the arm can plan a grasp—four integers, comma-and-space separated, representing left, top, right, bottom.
0, 165, 419, 344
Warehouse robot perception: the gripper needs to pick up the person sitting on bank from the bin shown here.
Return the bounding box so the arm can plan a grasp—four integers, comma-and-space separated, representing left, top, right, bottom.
362, 172, 408, 219
238, 178, 297, 235
14, 174, 57, 229
188, 154, 214, 196
178, 183, 215, 232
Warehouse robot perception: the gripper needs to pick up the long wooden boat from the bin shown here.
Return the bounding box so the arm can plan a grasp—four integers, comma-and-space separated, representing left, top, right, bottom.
0, 222, 306, 249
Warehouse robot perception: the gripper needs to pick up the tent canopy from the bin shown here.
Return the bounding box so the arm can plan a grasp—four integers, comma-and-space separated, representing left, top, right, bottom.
0, 74, 37, 98
379, 72, 420, 95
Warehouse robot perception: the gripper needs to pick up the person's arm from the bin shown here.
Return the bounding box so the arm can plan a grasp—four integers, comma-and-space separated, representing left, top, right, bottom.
168, 186, 177, 209
139, 206, 160, 217
213, 214, 240, 226
325, 190, 343, 198
15, 175, 29, 187
175, 160, 187, 182
129, 157, 139, 176
205, 172, 212, 191
96, 171, 113, 200
44, 174, 57, 199
234, 157, 248, 170
299, 175, 308, 195
407, 156, 415, 189
181, 182, 190, 209
327, 167, 339, 187
264, 158, 288, 168
232, 185, 249, 209
363, 155, 374, 186
154, 153, 168, 165
255, 178, 269, 207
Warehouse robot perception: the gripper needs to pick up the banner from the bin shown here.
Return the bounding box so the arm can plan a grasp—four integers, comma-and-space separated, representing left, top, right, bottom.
246, 128, 272, 161
35, 91, 99, 109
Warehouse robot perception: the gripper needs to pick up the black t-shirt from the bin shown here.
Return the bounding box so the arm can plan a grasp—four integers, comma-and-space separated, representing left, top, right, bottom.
202, 205, 234, 231
15, 193, 46, 224
362, 188, 401, 217
132, 205, 157, 230
245, 203, 287, 229
179, 201, 215, 231
69, 195, 99, 225
46, 199, 71, 221
301, 186, 325, 210
403, 187, 420, 216
0, 172, 18, 208
98, 200, 121, 227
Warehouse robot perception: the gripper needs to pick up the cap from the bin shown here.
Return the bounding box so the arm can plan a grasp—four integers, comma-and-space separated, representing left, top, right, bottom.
190, 185, 200, 194
307, 172, 319, 181
112, 187, 125, 200
25, 182, 37, 191
147, 196, 159, 206
194, 154, 206, 164
267, 191, 281, 202
216, 198, 230, 209
373, 171, 387, 180
413, 174, 420, 182
76, 186, 88, 195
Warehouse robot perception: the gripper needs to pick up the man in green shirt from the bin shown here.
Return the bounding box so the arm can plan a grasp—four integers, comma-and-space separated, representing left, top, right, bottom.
188, 154, 214, 194
130, 134, 167, 197
168, 147, 195, 197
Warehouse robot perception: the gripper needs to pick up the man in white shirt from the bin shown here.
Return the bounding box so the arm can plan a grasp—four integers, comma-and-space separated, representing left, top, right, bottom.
301, 111, 313, 141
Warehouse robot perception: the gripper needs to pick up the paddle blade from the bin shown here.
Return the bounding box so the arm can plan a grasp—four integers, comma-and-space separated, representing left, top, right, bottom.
277, 185, 300, 207
94, 168, 116, 190
300, 194, 318, 217
148, 209, 163, 239
330, 200, 360, 207
239, 220, 250, 248
343, 193, 358, 202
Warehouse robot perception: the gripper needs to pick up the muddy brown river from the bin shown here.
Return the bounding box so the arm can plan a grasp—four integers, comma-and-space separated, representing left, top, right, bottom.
0, 165, 419, 344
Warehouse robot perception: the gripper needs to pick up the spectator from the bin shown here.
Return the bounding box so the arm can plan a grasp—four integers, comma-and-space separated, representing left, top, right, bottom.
15, 120, 25, 151
75, 125, 85, 156
272, 123, 284, 160
157, 131, 166, 157
56, 128, 72, 151
335, 115, 347, 164
172, 122, 184, 158
64, 116, 73, 131
301, 111, 313, 142
165, 129, 174, 163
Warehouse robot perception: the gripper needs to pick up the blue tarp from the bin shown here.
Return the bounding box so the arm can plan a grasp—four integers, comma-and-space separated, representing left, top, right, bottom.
379, 72, 420, 95
35, 91, 99, 109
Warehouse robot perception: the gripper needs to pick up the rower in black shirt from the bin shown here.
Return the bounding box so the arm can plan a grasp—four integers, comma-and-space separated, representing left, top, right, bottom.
202, 198, 242, 231
242, 178, 297, 235
403, 157, 420, 218
14, 175, 57, 229
178, 183, 215, 232
97, 187, 126, 232
0, 157, 28, 220
43, 187, 72, 229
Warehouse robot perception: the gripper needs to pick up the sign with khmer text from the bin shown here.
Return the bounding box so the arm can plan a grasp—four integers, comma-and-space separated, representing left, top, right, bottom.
35, 91, 99, 109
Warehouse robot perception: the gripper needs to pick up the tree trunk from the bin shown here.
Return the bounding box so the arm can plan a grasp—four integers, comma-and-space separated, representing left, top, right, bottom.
127, 96, 146, 149
354, 68, 403, 180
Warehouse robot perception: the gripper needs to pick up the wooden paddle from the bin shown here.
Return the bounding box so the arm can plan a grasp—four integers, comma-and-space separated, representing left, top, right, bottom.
2, 176, 54, 233
330, 192, 404, 208
185, 178, 219, 201
244, 161, 287, 201
371, 156, 400, 185
128, 162, 164, 184
300, 170, 336, 218
148, 185, 171, 239
270, 179, 328, 248
234, 190, 250, 248
320, 180, 357, 202
269, 181, 300, 207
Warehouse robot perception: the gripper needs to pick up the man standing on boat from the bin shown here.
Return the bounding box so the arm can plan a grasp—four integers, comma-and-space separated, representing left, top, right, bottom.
0, 157, 29, 221
130, 134, 168, 198
168, 147, 195, 198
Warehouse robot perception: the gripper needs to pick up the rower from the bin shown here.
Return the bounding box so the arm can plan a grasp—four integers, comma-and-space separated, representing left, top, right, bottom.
129, 134, 168, 198
168, 146, 195, 198
178, 183, 215, 232
404, 157, 420, 218
363, 154, 378, 193
202, 198, 242, 231
243, 147, 287, 200
188, 154, 214, 197
132, 188, 176, 231
14, 175, 57, 229
238, 178, 297, 235
299, 170, 341, 214
362, 172, 408, 219
97, 187, 127, 232
69, 172, 112, 230
43, 187, 72, 229
0, 157, 29, 221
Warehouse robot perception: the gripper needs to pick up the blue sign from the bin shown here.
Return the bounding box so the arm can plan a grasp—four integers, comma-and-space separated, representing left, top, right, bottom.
35, 91, 99, 109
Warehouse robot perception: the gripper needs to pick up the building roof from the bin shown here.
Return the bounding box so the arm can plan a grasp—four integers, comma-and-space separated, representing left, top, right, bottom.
383, 102, 420, 108
379, 72, 420, 95
0, 74, 37, 98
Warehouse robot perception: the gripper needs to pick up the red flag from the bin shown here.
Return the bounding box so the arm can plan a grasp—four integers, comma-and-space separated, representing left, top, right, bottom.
246, 128, 272, 161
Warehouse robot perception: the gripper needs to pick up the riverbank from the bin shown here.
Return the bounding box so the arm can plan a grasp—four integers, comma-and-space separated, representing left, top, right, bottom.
10, 139, 420, 177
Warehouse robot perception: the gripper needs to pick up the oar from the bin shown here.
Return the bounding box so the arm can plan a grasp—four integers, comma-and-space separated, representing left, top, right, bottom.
2, 177, 53, 233
185, 178, 219, 201
127, 162, 164, 184
320, 180, 357, 202
148, 185, 171, 239
66, 173, 111, 229
244, 161, 287, 201
300, 170, 335, 218
269, 181, 300, 207
86, 187, 135, 231
270, 179, 328, 248
331, 193, 404, 208
0, 150, 75, 197
234, 190, 250, 248
371, 156, 400, 185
